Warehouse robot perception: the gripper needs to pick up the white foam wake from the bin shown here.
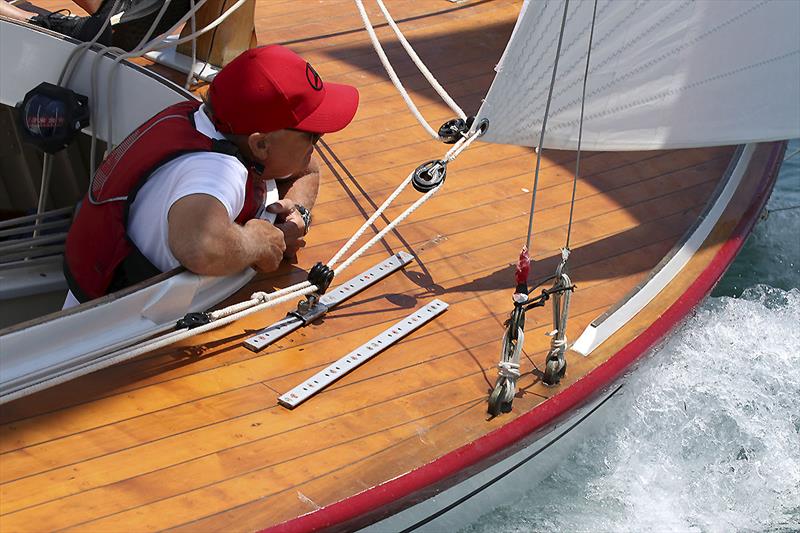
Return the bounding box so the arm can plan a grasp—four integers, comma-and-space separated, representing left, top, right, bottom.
463, 286, 800, 532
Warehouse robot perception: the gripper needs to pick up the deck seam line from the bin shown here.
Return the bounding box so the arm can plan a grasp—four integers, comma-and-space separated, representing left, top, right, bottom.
0, 196, 711, 434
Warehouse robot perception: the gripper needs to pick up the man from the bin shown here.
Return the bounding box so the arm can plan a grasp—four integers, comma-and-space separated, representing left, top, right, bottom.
62, 45, 359, 307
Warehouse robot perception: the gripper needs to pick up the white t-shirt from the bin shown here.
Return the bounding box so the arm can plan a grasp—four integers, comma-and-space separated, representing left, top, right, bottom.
63, 105, 278, 309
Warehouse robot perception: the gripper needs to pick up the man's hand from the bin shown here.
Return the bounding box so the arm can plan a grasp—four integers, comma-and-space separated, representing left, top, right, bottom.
267, 199, 307, 258
243, 218, 286, 272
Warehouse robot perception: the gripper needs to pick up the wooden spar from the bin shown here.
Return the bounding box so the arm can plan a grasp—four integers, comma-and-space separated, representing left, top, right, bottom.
176, 0, 257, 67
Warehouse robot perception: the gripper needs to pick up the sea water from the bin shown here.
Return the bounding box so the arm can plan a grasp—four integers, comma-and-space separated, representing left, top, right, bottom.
462, 139, 800, 533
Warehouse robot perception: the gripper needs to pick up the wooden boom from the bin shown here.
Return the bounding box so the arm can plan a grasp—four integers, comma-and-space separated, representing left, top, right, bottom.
176, 0, 257, 67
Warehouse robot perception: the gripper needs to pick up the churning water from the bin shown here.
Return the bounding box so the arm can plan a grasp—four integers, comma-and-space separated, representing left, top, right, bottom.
463, 139, 800, 533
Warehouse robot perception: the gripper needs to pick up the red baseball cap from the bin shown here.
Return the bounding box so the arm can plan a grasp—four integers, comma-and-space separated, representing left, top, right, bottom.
208, 45, 359, 135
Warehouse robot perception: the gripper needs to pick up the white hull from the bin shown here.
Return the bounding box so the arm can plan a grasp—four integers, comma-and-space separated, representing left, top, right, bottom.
0, 19, 262, 404
364, 384, 621, 532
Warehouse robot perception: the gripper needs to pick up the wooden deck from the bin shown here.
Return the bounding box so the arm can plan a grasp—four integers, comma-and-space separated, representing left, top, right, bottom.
0, 1, 775, 530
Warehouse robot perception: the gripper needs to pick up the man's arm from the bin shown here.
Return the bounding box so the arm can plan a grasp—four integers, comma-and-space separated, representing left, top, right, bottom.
269, 154, 321, 257
168, 193, 286, 275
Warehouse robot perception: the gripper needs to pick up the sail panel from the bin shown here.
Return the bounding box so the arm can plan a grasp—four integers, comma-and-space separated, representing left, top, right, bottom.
475, 0, 800, 150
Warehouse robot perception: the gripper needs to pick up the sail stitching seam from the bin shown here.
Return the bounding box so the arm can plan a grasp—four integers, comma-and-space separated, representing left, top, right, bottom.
537, 0, 771, 127
547, 49, 800, 132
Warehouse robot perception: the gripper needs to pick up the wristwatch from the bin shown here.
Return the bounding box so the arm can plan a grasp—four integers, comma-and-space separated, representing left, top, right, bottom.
295, 203, 312, 235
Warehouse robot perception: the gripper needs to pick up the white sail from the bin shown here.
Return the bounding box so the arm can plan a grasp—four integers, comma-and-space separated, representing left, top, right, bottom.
475, 0, 800, 150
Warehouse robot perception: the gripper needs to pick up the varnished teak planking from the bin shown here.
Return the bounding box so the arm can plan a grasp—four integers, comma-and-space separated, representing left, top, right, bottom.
0, 1, 772, 531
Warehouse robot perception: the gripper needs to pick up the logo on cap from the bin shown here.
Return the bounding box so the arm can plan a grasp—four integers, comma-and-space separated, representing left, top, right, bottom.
306, 63, 324, 91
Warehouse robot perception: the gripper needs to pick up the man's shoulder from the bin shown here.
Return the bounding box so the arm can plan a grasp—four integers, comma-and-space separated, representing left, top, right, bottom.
176, 150, 246, 170
168, 151, 248, 182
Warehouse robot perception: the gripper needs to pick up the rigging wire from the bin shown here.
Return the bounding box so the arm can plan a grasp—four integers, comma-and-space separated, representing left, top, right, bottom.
524, 0, 570, 250
564, 0, 598, 251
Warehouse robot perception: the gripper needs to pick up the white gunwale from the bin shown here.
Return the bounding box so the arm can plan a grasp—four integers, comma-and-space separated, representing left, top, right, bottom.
572, 143, 753, 355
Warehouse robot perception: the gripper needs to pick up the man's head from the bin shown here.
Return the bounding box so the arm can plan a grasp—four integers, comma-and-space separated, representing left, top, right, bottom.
207, 45, 359, 177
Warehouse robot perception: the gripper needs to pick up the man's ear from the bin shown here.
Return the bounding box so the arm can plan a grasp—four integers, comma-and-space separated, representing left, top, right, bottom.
247, 132, 270, 160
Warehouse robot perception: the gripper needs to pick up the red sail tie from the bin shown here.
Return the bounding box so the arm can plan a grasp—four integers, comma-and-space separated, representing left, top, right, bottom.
514, 246, 530, 296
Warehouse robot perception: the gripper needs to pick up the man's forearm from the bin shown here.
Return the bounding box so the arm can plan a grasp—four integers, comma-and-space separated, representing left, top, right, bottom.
169, 195, 285, 275
175, 221, 284, 275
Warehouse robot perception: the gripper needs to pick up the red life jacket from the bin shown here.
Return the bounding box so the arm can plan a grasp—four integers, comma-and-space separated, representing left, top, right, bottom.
64, 100, 266, 303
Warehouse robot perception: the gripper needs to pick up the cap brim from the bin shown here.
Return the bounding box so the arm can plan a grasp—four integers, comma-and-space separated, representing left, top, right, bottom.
293, 82, 359, 134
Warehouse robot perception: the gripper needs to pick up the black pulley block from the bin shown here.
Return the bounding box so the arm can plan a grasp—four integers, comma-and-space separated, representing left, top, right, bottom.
438, 118, 467, 144
308, 262, 335, 294
176, 312, 211, 329
412, 159, 447, 193
438, 116, 487, 144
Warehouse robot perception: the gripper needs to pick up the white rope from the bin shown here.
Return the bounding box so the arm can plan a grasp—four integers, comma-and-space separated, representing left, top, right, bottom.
5, 112, 483, 404
57, 0, 121, 86
328, 127, 479, 270
327, 173, 413, 267
8, 3, 482, 399
354, 0, 440, 139
87, 128, 481, 363
497, 361, 521, 380
86, 0, 213, 177
324, 131, 475, 268
496, 327, 523, 404
373, 0, 466, 120
184, 0, 197, 90
89, 0, 240, 157
335, 182, 439, 275
1, 283, 319, 404
103, 0, 178, 152
104, 0, 233, 152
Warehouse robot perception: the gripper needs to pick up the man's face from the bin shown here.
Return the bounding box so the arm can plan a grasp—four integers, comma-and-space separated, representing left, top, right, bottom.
256, 129, 322, 178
